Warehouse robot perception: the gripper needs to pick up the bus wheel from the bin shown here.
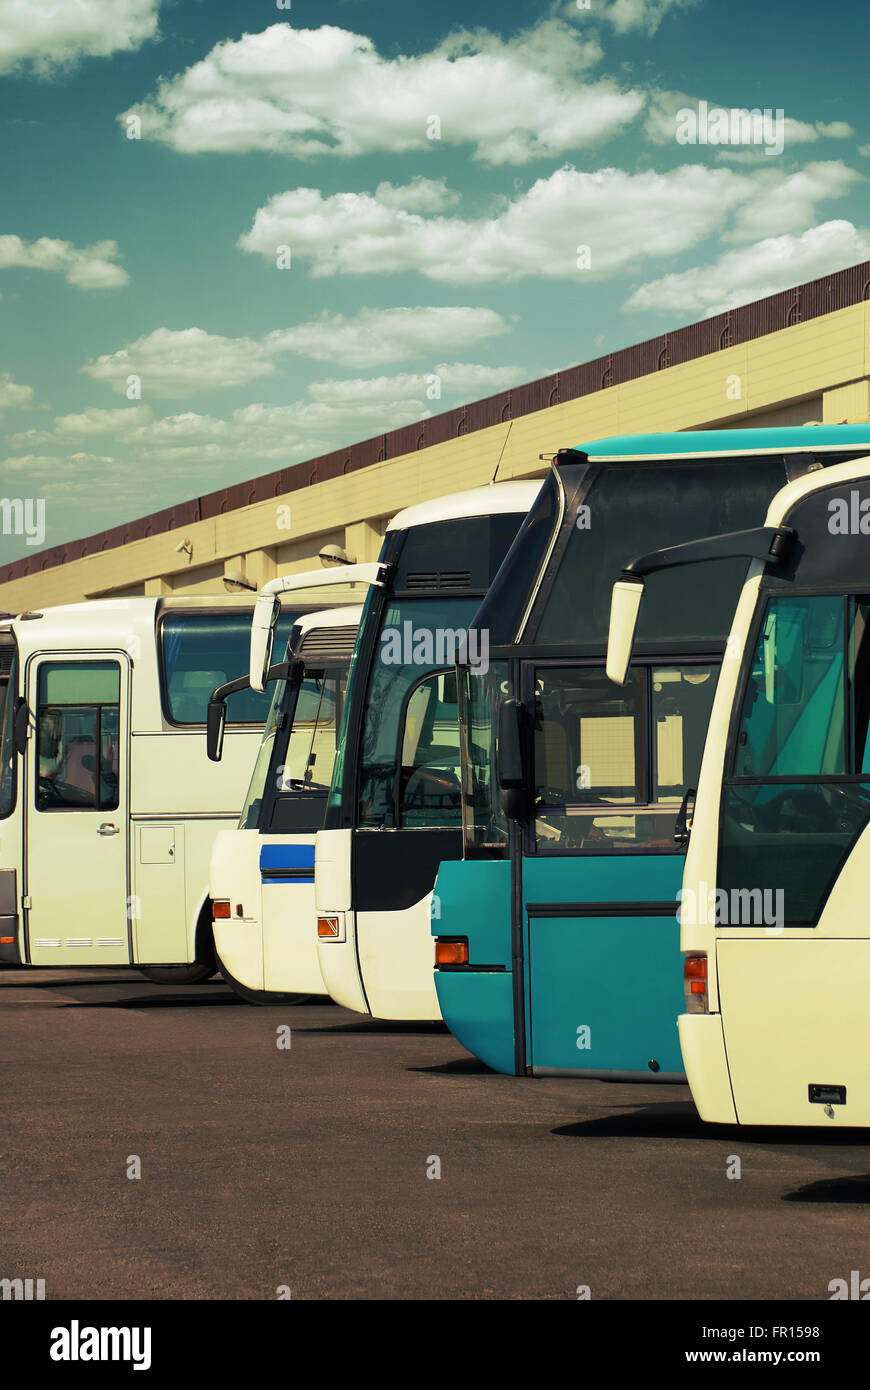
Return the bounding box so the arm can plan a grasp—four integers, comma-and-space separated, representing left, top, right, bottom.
138, 962, 218, 985
215, 952, 313, 1007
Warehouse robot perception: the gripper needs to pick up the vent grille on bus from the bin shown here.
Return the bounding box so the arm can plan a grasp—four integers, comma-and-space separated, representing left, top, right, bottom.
405, 570, 472, 590
298, 625, 358, 659
0, 644, 14, 678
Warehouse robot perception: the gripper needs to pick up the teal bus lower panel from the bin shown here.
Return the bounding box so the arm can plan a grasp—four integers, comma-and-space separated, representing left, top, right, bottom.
523, 854, 685, 1077
432, 858, 516, 1074
435, 970, 515, 1074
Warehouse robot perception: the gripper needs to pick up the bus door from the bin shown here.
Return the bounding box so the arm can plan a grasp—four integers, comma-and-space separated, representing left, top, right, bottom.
353, 668, 463, 1019
521, 661, 717, 1076
24, 654, 131, 965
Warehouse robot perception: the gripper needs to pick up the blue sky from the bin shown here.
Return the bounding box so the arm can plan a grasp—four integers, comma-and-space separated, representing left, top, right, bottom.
0, 0, 868, 561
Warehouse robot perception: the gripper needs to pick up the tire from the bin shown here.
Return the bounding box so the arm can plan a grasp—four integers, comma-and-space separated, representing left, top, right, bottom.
138, 962, 218, 985
215, 951, 313, 1007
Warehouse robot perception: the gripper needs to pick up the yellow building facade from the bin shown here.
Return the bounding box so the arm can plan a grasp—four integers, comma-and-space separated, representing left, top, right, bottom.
1, 264, 869, 611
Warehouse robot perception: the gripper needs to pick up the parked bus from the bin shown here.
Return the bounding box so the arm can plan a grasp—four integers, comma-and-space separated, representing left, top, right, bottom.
608, 450, 870, 1126
0, 595, 314, 981
431, 425, 870, 1078
208, 605, 362, 1004
300, 482, 540, 1021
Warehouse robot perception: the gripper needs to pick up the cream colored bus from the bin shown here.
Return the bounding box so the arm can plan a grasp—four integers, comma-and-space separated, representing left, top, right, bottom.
606, 451, 870, 1126
0, 596, 306, 982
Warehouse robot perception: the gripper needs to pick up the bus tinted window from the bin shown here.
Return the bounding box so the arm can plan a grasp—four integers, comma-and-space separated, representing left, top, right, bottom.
36, 661, 120, 812
532, 664, 717, 851
721, 593, 870, 924
535, 459, 786, 645
160, 612, 296, 725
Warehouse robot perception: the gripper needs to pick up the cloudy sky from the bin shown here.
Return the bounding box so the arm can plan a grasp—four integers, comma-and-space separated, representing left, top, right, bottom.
0, 0, 868, 560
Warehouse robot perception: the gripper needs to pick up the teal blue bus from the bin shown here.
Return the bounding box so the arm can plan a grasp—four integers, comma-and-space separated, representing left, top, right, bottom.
431, 425, 870, 1077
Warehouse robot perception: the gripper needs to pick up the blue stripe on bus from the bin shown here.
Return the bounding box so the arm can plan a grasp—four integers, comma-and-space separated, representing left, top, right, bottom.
259, 842, 315, 885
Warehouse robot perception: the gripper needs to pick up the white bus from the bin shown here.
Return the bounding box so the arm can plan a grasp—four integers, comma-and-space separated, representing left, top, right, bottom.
606, 451, 870, 1126
0, 595, 311, 982
305, 482, 539, 1021
208, 605, 362, 1004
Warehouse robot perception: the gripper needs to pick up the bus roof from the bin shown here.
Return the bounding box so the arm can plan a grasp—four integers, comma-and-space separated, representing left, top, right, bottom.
387, 481, 540, 533
578, 423, 870, 461
291, 605, 363, 638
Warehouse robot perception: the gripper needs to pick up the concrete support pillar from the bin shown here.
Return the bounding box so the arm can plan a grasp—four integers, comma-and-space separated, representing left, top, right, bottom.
823, 380, 870, 423
345, 517, 389, 564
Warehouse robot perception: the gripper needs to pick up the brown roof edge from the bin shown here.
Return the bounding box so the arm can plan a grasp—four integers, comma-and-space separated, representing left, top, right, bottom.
3, 259, 869, 585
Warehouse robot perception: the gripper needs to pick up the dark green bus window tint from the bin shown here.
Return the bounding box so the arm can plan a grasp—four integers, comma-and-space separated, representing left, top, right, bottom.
535, 458, 786, 645
719, 781, 870, 925
733, 595, 845, 778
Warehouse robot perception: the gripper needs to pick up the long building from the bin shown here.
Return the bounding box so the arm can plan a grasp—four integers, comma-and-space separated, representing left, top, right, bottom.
1, 261, 869, 610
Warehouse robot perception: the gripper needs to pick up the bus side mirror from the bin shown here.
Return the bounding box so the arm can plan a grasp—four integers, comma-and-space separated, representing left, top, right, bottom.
606, 578, 645, 686
206, 699, 226, 763
13, 699, 29, 756
497, 698, 532, 822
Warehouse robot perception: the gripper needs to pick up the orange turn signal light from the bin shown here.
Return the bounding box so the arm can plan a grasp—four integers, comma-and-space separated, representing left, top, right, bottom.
435, 939, 468, 967
212, 900, 231, 920
318, 915, 340, 939
0, 936, 12, 944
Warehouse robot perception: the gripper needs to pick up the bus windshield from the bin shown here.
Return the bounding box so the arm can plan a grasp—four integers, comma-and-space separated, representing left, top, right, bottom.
353, 595, 477, 829
240, 664, 347, 832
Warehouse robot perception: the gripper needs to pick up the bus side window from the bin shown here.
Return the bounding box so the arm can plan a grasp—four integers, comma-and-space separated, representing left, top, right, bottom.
397, 672, 462, 828
36, 662, 120, 812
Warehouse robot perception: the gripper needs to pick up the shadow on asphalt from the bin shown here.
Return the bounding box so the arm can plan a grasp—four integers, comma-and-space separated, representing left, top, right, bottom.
553, 1102, 870, 1156
552, 1100, 704, 1141
408, 1055, 496, 1075
783, 1174, 870, 1203
294, 1018, 449, 1036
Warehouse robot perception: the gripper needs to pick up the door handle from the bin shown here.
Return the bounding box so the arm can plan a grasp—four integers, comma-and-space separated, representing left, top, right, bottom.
98, 823, 119, 836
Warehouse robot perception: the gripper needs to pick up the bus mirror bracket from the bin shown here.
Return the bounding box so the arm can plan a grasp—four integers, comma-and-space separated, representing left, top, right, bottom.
12, 698, 29, 756
674, 786, 697, 849
248, 561, 390, 693
606, 525, 795, 687
497, 698, 532, 822
206, 663, 291, 762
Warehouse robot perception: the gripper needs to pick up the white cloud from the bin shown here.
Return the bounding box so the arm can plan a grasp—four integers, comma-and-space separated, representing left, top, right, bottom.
728, 163, 860, 241
595, 0, 700, 34
83, 327, 277, 397
623, 220, 870, 317
266, 306, 511, 367
0, 235, 128, 289
121, 19, 643, 164
304, 362, 527, 405
81, 308, 513, 398
54, 406, 153, 437
0, 372, 34, 415
239, 162, 857, 285
0, 0, 160, 75
373, 179, 459, 214
645, 91, 855, 148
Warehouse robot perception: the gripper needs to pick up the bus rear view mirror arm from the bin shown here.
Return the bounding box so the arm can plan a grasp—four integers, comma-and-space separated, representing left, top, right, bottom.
605, 525, 795, 687
206, 662, 291, 761
248, 561, 391, 692
497, 698, 533, 822
12, 698, 29, 756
